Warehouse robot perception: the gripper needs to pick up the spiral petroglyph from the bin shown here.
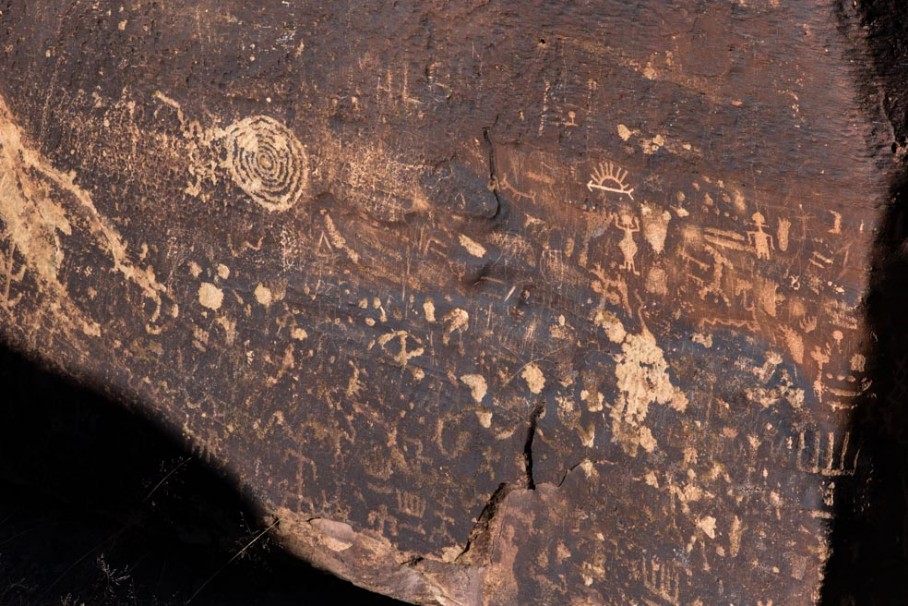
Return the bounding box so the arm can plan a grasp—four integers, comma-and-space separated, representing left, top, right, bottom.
220, 115, 309, 212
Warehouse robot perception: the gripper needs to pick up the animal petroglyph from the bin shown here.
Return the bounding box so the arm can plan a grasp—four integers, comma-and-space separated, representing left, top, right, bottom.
222, 115, 309, 212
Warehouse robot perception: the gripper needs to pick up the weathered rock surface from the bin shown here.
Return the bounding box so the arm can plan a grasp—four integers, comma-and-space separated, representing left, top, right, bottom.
0, 1, 897, 603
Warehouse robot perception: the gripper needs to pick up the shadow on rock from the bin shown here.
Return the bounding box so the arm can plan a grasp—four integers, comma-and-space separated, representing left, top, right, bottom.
0, 340, 406, 606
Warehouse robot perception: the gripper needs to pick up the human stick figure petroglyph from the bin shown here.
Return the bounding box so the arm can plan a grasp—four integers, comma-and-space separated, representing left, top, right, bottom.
747, 212, 774, 260
154, 92, 309, 212
614, 211, 641, 275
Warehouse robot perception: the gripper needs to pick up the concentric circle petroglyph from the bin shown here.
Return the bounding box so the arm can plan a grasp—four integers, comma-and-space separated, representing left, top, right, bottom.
222, 115, 308, 212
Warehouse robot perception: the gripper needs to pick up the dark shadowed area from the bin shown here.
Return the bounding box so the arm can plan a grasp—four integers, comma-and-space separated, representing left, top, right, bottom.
822, 1, 908, 604
0, 340, 406, 606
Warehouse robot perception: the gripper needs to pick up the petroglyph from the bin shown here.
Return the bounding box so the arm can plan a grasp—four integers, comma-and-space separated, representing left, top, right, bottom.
810, 344, 831, 402
614, 211, 641, 275
748, 212, 775, 260
795, 429, 859, 477
154, 92, 309, 212
458, 234, 487, 258
322, 212, 360, 263
641, 555, 682, 606
587, 161, 635, 200
396, 490, 427, 518
828, 211, 842, 235
378, 330, 424, 367
0, 6, 882, 603
703, 227, 749, 253
777, 217, 791, 252
221, 115, 309, 212
780, 326, 805, 364
641, 204, 671, 254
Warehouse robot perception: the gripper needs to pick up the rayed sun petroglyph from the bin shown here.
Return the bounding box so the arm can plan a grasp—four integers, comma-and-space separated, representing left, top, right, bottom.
587, 161, 635, 200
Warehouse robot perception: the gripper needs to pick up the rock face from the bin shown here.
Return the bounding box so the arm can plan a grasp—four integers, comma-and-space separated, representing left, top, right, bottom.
0, 1, 895, 604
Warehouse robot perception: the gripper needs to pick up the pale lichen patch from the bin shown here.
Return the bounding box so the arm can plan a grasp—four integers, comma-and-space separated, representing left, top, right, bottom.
579, 459, 597, 479
697, 516, 717, 539
310, 518, 355, 552
644, 471, 660, 488
254, 283, 273, 306
82, 321, 102, 337
594, 309, 626, 343
475, 410, 493, 428
729, 516, 743, 557
458, 233, 487, 258
609, 324, 689, 456
198, 282, 224, 310
617, 123, 633, 141
460, 374, 488, 403
422, 299, 436, 322
522, 363, 546, 394
442, 308, 469, 345
641, 133, 665, 154
691, 332, 713, 348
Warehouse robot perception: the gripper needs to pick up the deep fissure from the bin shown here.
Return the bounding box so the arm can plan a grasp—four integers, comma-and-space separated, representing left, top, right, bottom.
523, 403, 545, 490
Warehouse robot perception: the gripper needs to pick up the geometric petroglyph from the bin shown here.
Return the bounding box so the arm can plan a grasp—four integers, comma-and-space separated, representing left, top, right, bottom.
154, 92, 308, 213
220, 115, 309, 212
